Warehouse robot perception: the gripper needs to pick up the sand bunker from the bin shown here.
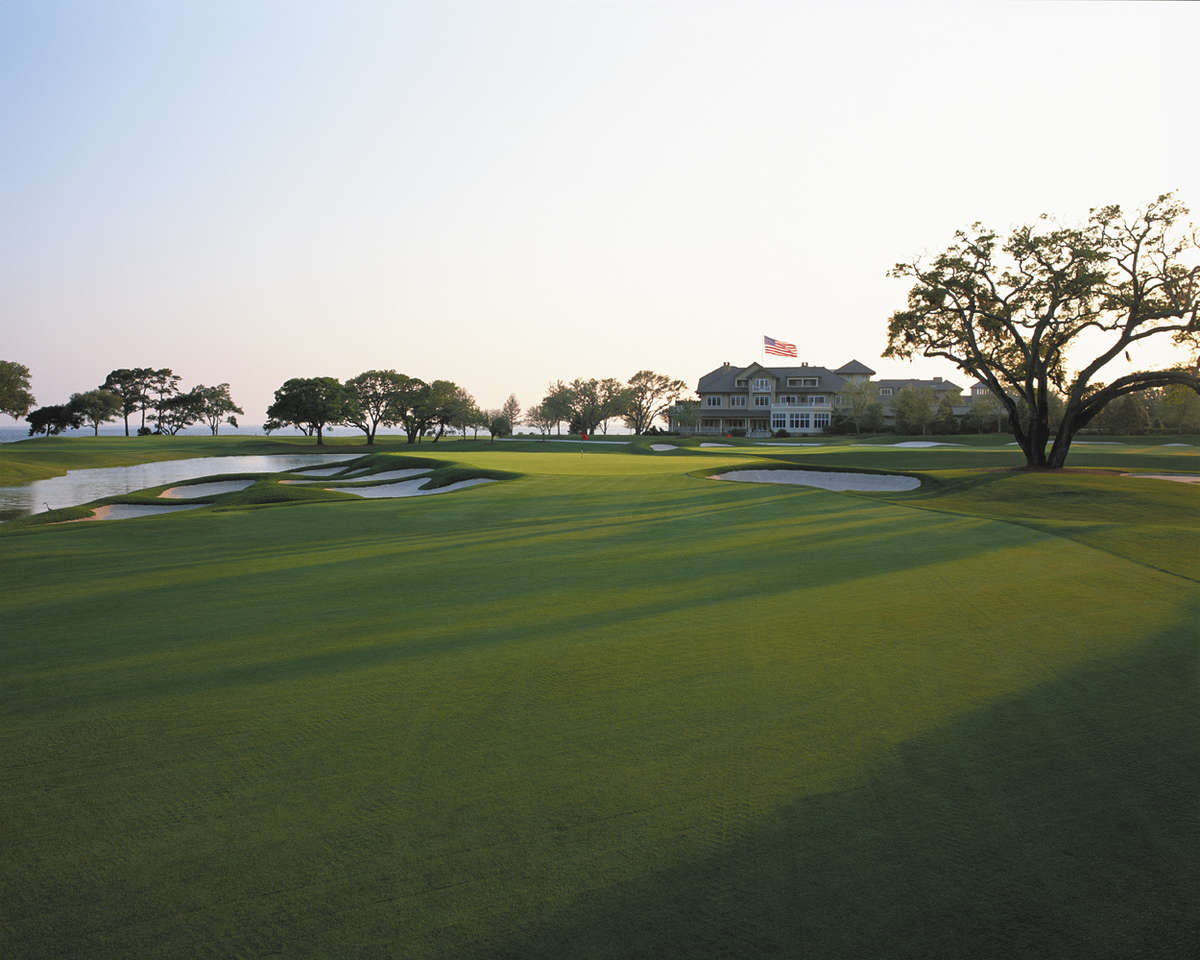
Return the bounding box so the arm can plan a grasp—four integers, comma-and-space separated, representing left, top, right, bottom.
700, 442, 733, 447
1162, 443, 1193, 447
1121, 473, 1200, 485
712, 469, 920, 492
159, 480, 254, 499
649, 444, 677, 451
889, 441, 961, 448
69, 503, 207, 522
326, 478, 496, 498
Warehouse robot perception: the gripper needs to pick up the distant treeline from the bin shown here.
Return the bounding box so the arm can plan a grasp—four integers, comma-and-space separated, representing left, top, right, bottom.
265, 369, 687, 445
1, 361, 693, 443
3, 364, 243, 437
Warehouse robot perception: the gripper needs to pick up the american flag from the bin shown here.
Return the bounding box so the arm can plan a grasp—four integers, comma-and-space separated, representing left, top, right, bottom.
764, 335, 797, 358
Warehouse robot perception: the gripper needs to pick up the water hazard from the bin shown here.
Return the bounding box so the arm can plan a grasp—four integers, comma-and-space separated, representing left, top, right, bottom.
0, 454, 359, 520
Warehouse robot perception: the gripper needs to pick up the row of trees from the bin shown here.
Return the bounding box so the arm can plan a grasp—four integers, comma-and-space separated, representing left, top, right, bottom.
264, 372, 508, 445
10, 364, 244, 437
524, 371, 687, 436
264, 369, 688, 445
96, 368, 243, 436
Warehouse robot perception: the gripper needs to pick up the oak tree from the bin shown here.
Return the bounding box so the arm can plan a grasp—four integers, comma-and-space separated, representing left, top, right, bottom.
886, 194, 1200, 468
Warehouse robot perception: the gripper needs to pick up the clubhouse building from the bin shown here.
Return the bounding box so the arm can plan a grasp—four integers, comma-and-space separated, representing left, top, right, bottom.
686, 360, 962, 436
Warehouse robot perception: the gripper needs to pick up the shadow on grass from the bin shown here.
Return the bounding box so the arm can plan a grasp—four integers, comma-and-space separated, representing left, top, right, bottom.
481, 624, 1199, 960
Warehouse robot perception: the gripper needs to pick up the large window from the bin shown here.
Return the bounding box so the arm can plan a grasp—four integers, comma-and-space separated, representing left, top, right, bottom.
753, 395, 770, 407
813, 412, 830, 428
754, 377, 770, 390
730, 396, 746, 407
771, 414, 786, 430
788, 412, 808, 430
879, 387, 893, 397
809, 394, 825, 405
735, 378, 747, 387
778, 395, 797, 405
706, 395, 722, 407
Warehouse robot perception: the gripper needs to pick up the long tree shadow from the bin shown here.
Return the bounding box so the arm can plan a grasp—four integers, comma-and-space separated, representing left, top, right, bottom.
481, 623, 1200, 960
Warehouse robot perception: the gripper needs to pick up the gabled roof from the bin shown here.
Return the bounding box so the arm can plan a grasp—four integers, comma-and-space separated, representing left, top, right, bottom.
836, 359, 876, 375
873, 378, 963, 393
697, 363, 847, 393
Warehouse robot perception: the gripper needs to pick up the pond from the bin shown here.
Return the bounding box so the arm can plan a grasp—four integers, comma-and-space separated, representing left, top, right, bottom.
0, 454, 360, 520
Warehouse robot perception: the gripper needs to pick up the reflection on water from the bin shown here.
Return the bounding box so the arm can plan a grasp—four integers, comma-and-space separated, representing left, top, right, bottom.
0, 454, 359, 520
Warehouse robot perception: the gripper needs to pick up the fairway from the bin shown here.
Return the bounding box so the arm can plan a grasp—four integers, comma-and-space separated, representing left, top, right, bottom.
2, 438, 1197, 958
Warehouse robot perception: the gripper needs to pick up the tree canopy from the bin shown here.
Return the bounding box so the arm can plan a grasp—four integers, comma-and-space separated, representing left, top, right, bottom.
266, 377, 347, 445
343, 370, 410, 444
1, 361, 36, 420
27, 404, 84, 437
69, 389, 123, 436
195, 384, 243, 436
886, 194, 1200, 467
623, 370, 687, 435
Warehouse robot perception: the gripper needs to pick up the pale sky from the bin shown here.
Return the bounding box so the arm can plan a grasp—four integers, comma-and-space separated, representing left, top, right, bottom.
2, 0, 1197, 425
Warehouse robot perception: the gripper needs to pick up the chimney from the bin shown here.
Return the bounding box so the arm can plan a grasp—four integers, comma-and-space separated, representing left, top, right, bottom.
723, 361, 730, 367
933, 376, 942, 382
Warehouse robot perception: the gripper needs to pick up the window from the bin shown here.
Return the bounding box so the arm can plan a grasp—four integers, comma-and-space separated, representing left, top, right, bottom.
753, 395, 770, 407
879, 387, 893, 397
754, 378, 770, 390
771, 414, 786, 430
813, 413, 830, 428
787, 378, 801, 386
706, 396, 722, 407
794, 412, 811, 430
735, 378, 747, 387
779, 395, 797, 405
702, 419, 719, 428
809, 395, 825, 405
730, 396, 746, 407
798, 377, 819, 387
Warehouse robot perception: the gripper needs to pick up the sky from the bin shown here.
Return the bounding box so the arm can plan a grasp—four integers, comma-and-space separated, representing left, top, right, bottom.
2, 0, 1198, 425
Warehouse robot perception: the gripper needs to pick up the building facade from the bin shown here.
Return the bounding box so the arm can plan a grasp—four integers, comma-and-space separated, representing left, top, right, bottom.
686, 360, 962, 436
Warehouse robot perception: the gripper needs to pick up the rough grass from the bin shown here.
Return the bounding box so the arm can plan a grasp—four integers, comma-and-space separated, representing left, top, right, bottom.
0, 440, 1196, 958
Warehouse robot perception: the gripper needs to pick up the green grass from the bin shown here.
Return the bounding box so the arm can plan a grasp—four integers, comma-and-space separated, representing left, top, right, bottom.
1, 439, 1197, 958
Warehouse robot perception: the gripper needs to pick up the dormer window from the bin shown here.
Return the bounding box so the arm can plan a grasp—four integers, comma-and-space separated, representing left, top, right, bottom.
879, 387, 893, 397
754, 378, 770, 391
734, 378, 747, 388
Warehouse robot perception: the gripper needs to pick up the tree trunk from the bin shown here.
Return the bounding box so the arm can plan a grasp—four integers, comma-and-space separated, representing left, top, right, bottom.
316, 425, 324, 446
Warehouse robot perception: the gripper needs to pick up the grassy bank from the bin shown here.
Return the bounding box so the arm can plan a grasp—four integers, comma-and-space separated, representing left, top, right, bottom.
1, 443, 1196, 958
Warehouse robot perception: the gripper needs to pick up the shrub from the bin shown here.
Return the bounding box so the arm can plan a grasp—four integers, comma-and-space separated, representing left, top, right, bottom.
773, 429, 790, 438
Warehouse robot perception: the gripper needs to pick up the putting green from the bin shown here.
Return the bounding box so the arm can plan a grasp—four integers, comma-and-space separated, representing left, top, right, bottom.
1, 437, 1196, 959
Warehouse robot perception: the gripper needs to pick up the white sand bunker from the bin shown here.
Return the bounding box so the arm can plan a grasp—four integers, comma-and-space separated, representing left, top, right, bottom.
71, 503, 207, 522
1121, 473, 1200, 485
1162, 443, 1193, 447
713, 469, 920, 492
326, 477, 496, 499
159, 480, 254, 499
890, 441, 961, 448
649, 444, 677, 451
700, 442, 733, 447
